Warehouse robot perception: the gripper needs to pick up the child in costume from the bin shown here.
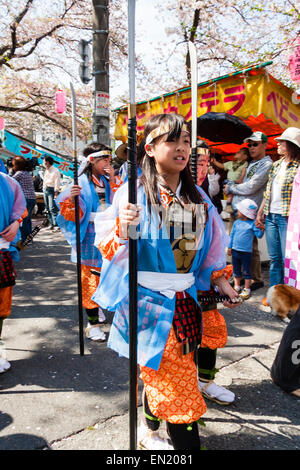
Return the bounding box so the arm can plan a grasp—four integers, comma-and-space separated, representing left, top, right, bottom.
92, 114, 238, 450
195, 142, 236, 405
56, 143, 121, 341
196, 140, 221, 210
0, 172, 26, 373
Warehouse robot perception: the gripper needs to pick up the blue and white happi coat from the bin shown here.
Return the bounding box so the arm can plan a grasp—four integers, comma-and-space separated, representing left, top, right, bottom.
56, 173, 112, 267
92, 180, 229, 371
0, 173, 26, 262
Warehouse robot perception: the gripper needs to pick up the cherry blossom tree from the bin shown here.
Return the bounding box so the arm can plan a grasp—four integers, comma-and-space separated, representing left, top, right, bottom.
0, 0, 93, 138
152, 0, 300, 87
0, 0, 299, 139
0, 0, 168, 138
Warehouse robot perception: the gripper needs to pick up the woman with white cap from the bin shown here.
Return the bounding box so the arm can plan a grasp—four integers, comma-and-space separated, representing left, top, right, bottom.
256, 127, 300, 306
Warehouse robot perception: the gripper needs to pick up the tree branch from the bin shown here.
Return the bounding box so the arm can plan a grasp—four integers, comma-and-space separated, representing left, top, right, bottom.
0, 0, 33, 59
0, 103, 70, 131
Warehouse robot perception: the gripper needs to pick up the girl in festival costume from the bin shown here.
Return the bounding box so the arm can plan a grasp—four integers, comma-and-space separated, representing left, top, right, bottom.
56, 143, 122, 342
0, 173, 26, 373
92, 114, 238, 450
196, 266, 235, 405
195, 142, 236, 405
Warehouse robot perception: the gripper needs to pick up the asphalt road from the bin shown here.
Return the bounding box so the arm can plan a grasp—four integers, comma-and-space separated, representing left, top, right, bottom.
0, 219, 299, 453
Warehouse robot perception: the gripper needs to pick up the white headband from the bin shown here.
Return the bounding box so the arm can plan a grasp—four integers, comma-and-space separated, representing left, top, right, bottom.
197, 148, 210, 156
87, 150, 112, 160
145, 123, 189, 145
78, 150, 112, 176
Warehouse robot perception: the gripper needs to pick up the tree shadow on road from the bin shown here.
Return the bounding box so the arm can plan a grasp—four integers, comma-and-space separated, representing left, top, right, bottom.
0, 412, 49, 450
201, 378, 300, 450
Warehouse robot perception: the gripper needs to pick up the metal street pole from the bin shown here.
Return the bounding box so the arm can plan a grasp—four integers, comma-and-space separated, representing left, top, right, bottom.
92, 0, 110, 146
70, 82, 85, 356
127, 0, 138, 451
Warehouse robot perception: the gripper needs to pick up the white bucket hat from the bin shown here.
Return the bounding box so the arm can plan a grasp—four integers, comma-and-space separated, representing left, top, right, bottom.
236, 198, 258, 220
275, 127, 300, 148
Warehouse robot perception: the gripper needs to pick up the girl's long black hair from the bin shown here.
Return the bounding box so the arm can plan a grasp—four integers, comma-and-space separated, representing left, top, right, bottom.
140, 114, 203, 212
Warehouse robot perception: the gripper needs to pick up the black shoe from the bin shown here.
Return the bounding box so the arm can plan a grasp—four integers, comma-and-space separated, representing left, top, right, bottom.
250, 281, 264, 291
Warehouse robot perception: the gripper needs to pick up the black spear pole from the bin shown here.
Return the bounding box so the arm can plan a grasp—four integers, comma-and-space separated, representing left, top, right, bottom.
127, 0, 138, 451
70, 82, 84, 356
188, 41, 198, 184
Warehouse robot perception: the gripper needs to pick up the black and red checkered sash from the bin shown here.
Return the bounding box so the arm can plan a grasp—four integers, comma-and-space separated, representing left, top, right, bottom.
0, 250, 16, 288
173, 292, 202, 355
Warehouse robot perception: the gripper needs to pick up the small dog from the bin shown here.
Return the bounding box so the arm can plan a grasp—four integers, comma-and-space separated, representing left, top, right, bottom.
267, 284, 300, 319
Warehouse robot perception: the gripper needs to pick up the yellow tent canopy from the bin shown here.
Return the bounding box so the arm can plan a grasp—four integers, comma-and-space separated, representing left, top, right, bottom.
113, 63, 300, 156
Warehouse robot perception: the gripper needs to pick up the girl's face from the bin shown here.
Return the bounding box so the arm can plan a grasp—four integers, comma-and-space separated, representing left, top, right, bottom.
91, 156, 111, 176
277, 140, 288, 157
235, 151, 247, 162
146, 130, 191, 175
196, 155, 210, 185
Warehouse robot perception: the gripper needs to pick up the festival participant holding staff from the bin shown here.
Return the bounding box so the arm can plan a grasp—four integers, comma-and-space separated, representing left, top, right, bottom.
56, 143, 121, 342
195, 141, 236, 405
92, 114, 238, 450
0, 172, 26, 373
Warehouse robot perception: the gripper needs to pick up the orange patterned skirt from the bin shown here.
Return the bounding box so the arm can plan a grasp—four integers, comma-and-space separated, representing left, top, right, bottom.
81, 265, 100, 309
0, 286, 13, 318
59, 200, 101, 310
199, 264, 232, 350
201, 308, 227, 350
140, 326, 207, 424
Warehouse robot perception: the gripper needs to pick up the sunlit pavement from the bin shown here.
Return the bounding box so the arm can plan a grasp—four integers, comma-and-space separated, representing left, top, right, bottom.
0, 220, 299, 450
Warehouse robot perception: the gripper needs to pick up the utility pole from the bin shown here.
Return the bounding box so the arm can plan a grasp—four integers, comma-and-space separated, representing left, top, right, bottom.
92, 0, 110, 146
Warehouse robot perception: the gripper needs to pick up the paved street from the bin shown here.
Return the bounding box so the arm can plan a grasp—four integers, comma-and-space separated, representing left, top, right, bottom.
0, 219, 299, 451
